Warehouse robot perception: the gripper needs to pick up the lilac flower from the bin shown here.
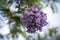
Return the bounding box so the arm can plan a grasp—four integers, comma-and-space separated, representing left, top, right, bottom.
21, 4, 48, 33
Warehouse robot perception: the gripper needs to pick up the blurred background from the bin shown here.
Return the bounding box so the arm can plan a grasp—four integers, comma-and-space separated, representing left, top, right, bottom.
0, 0, 60, 40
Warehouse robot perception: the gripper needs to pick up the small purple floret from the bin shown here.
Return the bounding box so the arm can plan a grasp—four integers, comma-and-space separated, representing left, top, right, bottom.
21, 4, 48, 33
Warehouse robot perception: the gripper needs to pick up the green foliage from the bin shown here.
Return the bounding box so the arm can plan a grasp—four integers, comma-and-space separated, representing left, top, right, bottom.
56, 35, 60, 40
48, 28, 57, 36
0, 0, 58, 40
24, 0, 42, 7
38, 34, 43, 40
0, 0, 59, 40
10, 26, 27, 38
0, 0, 42, 39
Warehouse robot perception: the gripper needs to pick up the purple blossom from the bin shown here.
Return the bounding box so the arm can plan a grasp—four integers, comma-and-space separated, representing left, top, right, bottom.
21, 4, 48, 33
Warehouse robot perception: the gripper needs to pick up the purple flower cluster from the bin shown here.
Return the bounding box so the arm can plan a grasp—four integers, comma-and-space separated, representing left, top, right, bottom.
21, 4, 48, 33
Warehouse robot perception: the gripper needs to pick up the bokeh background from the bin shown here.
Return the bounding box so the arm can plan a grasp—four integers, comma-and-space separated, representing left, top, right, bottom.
0, 0, 60, 40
